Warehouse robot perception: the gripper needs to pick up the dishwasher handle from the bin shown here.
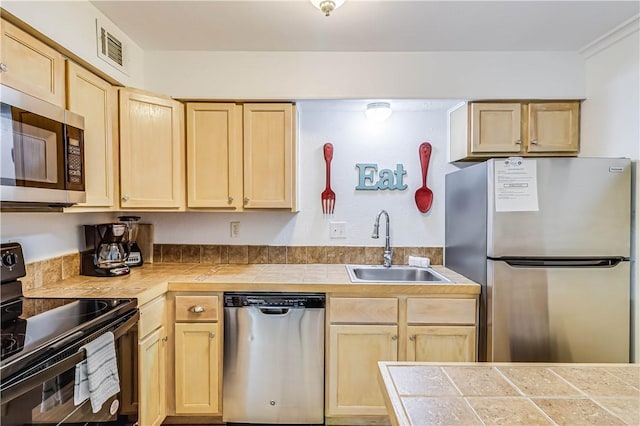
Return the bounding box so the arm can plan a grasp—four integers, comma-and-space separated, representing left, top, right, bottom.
257, 307, 294, 315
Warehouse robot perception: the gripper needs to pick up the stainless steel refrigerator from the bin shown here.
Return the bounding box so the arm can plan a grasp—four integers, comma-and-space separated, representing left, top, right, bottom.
445, 157, 631, 363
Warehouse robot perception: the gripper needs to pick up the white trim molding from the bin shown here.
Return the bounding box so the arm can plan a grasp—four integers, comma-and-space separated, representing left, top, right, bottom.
580, 14, 640, 59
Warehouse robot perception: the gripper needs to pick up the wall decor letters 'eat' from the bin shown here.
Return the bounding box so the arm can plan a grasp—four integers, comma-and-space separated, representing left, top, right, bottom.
355, 163, 407, 190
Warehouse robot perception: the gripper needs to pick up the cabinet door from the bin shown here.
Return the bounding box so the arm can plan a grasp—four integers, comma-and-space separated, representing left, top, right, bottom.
119, 88, 185, 209
186, 103, 243, 209
406, 325, 476, 362
139, 327, 167, 426
0, 19, 65, 106
470, 103, 523, 154
243, 103, 294, 209
174, 322, 220, 414
327, 324, 398, 416
527, 102, 580, 153
66, 61, 118, 209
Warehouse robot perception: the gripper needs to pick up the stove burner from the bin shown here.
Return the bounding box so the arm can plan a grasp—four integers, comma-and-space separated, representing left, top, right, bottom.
1, 334, 17, 352
18, 299, 111, 321
5, 304, 22, 313
1, 332, 25, 358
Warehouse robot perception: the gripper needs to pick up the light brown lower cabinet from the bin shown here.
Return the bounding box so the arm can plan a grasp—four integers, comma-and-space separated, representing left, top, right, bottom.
169, 293, 223, 418
136, 295, 167, 426
327, 324, 398, 416
406, 325, 476, 362
326, 296, 478, 421
174, 322, 220, 414
138, 326, 167, 426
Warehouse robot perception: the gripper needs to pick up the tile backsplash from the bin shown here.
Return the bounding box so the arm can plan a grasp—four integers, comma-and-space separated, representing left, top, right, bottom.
153, 244, 443, 266
22, 252, 80, 292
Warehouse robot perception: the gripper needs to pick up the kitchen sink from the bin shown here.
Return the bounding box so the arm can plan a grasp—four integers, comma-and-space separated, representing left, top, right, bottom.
345, 265, 451, 283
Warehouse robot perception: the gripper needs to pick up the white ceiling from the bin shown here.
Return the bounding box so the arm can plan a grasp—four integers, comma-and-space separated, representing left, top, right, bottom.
90, 0, 639, 52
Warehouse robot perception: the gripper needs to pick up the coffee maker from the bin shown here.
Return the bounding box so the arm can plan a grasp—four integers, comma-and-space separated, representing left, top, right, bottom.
118, 216, 143, 267
80, 223, 131, 277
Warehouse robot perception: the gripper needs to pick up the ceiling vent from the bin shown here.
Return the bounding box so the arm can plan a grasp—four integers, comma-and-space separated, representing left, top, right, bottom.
96, 19, 128, 75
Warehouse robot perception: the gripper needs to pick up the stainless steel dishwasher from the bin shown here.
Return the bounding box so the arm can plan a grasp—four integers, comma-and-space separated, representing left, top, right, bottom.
223, 292, 325, 424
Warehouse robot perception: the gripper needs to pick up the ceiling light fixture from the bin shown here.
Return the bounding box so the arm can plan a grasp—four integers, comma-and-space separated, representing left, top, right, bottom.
366, 102, 392, 122
310, 0, 345, 17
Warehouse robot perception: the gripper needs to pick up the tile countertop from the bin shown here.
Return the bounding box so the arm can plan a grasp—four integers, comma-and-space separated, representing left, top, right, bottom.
23, 264, 480, 305
378, 362, 640, 426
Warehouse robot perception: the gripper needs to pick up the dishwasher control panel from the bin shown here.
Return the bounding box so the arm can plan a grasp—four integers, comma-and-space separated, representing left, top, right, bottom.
224, 292, 325, 308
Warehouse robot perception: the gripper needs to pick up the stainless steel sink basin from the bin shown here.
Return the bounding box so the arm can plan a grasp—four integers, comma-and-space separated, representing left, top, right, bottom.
345, 265, 450, 283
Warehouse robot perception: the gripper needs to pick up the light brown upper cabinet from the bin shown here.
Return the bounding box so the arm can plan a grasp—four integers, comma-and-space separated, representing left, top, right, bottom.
243, 103, 296, 210
527, 102, 580, 153
186, 102, 297, 211
0, 18, 65, 107
186, 103, 243, 209
119, 88, 185, 210
65, 61, 119, 211
448, 101, 580, 162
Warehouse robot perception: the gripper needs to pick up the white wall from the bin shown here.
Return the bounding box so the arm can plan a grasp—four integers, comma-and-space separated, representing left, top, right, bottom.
0, 212, 116, 263
1, 101, 455, 259
581, 21, 639, 362
2, 0, 144, 87
143, 100, 458, 247
144, 50, 586, 100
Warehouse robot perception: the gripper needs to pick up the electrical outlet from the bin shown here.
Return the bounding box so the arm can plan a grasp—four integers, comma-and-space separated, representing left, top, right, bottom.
329, 222, 347, 239
230, 221, 240, 238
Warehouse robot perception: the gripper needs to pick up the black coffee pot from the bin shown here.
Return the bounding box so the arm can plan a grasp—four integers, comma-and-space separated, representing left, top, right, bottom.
80, 223, 130, 277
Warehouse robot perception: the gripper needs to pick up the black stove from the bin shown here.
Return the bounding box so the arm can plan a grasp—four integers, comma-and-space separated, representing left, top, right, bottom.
0, 242, 139, 425
1, 296, 137, 383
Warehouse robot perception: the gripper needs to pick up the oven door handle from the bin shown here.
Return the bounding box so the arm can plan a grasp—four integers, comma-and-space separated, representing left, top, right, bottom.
113, 310, 139, 339
1, 310, 139, 404
1, 351, 85, 404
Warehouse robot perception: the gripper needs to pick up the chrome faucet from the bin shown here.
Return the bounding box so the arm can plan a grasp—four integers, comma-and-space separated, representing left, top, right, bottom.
371, 210, 392, 267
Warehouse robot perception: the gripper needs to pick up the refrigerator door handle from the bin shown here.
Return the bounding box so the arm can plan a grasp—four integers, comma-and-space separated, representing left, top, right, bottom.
502, 258, 624, 268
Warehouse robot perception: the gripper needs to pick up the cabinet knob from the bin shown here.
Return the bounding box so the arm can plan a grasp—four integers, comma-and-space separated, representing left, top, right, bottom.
515, 139, 522, 145
162, 336, 168, 342
122, 195, 130, 201
189, 305, 205, 313
228, 196, 234, 203
409, 335, 416, 341
391, 335, 398, 341
209, 332, 216, 339
244, 197, 250, 203
531, 139, 538, 145
0, 63, 7, 73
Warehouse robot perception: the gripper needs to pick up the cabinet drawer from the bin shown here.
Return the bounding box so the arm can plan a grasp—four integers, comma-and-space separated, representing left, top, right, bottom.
407, 298, 476, 325
329, 298, 397, 324
139, 296, 165, 338
175, 295, 219, 322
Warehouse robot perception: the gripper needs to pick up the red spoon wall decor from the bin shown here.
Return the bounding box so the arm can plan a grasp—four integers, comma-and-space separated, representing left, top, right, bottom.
321, 143, 335, 214
414, 142, 433, 213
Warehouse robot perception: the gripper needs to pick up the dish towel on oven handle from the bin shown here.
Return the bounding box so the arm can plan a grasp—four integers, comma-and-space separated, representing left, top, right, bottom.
73, 331, 120, 413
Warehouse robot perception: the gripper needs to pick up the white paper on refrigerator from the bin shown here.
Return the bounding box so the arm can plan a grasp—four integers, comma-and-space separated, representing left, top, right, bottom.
494, 157, 539, 212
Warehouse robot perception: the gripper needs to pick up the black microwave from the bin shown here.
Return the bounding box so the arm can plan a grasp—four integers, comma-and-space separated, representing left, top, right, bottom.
0, 85, 85, 210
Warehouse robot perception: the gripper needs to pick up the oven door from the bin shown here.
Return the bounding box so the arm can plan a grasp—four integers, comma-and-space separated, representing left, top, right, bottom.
0, 310, 138, 426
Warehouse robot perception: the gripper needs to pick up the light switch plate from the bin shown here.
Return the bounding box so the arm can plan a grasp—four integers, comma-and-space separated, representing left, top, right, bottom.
230, 221, 240, 238
329, 222, 347, 239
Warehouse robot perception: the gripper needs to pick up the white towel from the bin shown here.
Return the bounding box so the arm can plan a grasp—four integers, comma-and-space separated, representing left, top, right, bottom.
74, 331, 121, 413
408, 256, 430, 267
